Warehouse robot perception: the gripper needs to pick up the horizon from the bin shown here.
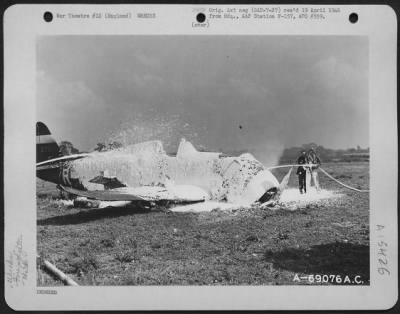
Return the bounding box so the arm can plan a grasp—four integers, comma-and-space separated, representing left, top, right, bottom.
53, 134, 370, 155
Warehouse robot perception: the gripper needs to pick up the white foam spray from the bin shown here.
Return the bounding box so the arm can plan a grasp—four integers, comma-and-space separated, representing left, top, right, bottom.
280, 187, 342, 203
71, 137, 280, 204
105, 113, 201, 153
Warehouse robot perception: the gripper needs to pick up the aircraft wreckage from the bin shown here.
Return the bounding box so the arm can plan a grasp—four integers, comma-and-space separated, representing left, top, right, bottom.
36, 121, 291, 208
37, 121, 368, 210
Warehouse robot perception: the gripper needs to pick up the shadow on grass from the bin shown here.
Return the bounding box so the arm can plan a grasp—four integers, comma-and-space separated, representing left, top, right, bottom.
265, 242, 369, 284
37, 206, 152, 226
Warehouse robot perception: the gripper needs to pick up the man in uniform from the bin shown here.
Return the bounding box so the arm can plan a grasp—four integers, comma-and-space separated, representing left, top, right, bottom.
296, 150, 307, 194
306, 147, 322, 192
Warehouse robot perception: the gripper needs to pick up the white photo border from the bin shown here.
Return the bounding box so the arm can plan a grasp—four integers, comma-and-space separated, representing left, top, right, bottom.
3, 4, 398, 310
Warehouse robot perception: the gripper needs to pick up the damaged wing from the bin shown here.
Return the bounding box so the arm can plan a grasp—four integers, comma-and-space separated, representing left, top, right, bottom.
59, 186, 146, 201
59, 184, 208, 204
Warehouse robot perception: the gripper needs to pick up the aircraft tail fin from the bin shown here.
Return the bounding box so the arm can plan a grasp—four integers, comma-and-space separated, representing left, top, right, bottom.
36, 121, 60, 163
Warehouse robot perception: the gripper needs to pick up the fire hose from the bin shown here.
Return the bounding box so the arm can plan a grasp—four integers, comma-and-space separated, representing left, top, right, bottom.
318, 167, 369, 193
267, 164, 369, 193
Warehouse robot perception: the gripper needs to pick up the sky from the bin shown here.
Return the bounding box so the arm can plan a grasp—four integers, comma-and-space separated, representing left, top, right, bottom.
37, 35, 368, 164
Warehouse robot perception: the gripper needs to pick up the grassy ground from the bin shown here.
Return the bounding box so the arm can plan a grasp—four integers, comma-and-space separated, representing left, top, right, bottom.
37, 162, 369, 286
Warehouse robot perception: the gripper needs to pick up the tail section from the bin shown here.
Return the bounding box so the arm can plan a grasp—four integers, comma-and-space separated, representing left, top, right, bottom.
36, 122, 60, 163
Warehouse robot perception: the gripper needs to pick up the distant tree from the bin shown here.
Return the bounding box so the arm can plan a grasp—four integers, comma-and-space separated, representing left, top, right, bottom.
59, 141, 79, 156
278, 143, 370, 164
108, 141, 123, 151
94, 143, 107, 152
93, 141, 123, 152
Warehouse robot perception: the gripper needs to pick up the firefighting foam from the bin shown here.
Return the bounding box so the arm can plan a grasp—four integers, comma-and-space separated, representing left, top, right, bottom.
71, 138, 280, 205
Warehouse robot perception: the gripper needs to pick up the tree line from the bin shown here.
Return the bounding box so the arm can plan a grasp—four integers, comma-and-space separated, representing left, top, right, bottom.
58, 141, 123, 156
278, 143, 369, 164
58, 140, 369, 164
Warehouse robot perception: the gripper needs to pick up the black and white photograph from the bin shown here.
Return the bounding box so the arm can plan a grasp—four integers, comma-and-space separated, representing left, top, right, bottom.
3, 4, 397, 311
36, 35, 370, 286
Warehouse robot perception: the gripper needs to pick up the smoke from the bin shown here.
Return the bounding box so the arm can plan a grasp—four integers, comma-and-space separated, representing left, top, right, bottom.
105, 112, 202, 153
249, 139, 285, 168
103, 111, 286, 168
101, 107, 289, 168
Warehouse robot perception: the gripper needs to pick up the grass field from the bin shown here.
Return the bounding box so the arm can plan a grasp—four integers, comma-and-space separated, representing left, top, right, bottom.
37, 162, 369, 286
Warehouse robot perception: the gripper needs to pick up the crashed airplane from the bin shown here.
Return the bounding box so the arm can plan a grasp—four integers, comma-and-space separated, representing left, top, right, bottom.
36, 121, 290, 208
